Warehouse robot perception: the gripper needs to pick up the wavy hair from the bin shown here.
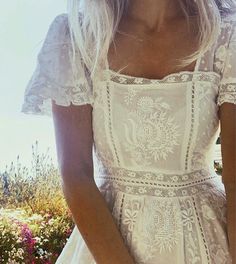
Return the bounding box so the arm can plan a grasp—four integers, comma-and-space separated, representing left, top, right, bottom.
67, 0, 236, 85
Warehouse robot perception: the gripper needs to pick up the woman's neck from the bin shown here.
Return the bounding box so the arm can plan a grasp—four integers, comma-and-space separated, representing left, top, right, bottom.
124, 0, 185, 32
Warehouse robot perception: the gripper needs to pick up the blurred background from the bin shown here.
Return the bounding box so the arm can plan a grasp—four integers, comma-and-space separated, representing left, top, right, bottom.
0, 0, 67, 172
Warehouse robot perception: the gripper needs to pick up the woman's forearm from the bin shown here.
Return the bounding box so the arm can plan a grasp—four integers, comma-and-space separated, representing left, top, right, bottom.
224, 185, 236, 263
61, 171, 135, 264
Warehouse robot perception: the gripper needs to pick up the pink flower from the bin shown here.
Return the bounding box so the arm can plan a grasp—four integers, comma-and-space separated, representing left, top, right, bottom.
20, 223, 36, 255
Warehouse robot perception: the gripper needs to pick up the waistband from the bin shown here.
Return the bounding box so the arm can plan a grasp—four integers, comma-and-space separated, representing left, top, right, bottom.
94, 166, 224, 197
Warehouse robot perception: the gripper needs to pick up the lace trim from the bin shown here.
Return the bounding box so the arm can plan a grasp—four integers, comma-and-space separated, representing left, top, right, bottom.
106, 81, 121, 165
192, 196, 211, 263
217, 83, 236, 106
21, 73, 93, 117
118, 194, 125, 229
185, 81, 195, 170
107, 70, 221, 85
95, 167, 222, 197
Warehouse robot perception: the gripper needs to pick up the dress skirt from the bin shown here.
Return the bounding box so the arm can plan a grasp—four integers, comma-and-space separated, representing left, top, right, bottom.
55, 167, 232, 264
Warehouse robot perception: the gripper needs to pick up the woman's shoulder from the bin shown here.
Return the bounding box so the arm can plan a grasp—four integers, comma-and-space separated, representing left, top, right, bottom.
50, 13, 69, 26
46, 13, 70, 38
221, 11, 236, 27
217, 11, 236, 47
221, 12, 236, 47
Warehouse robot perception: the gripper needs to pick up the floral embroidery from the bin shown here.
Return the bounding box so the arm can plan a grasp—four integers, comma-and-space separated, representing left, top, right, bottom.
210, 244, 231, 264
217, 83, 236, 106
122, 96, 181, 166
201, 204, 217, 220
215, 45, 228, 70
124, 87, 136, 106
123, 200, 141, 232
179, 198, 203, 263
182, 206, 195, 231
108, 70, 220, 84
132, 198, 182, 262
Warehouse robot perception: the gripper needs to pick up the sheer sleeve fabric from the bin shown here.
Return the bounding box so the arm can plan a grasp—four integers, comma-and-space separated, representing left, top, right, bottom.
21, 13, 93, 117
217, 19, 236, 106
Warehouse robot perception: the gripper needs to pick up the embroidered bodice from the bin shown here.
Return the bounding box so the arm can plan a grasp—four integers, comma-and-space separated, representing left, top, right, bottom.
21, 13, 236, 175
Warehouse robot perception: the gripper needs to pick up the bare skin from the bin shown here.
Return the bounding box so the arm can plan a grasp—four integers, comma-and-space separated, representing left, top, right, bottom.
51, 1, 236, 264
108, 0, 200, 78
218, 104, 236, 263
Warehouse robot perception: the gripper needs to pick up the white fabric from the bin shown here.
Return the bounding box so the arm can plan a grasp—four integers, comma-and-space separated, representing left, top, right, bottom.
21, 13, 236, 264
21, 14, 93, 117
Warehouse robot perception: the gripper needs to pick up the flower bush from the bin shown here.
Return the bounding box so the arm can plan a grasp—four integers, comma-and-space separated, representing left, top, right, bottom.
0, 141, 74, 264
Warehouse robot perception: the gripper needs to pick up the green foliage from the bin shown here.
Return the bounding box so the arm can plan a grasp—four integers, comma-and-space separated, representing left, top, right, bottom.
0, 141, 74, 264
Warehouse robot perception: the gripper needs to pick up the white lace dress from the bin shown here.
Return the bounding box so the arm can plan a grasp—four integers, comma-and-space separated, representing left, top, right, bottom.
21, 13, 236, 264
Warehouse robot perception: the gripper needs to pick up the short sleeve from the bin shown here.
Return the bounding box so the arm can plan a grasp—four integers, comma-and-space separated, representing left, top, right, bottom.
21, 13, 93, 117
217, 20, 236, 106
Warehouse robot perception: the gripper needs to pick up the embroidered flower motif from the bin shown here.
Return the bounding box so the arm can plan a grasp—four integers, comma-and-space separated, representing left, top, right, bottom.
140, 199, 182, 253
125, 186, 134, 193
170, 175, 179, 182
191, 187, 197, 193
182, 207, 195, 231
123, 208, 139, 232
124, 88, 136, 106
156, 174, 164, 181
143, 173, 152, 180
117, 169, 124, 177
180, 74, 190, 82
123, 200, 141, 232
201, 204, 216, 220
134, 78, 144, 84
210, 244, 230, 264
182, 175, 189, 181
154, 189, 163, 196
166, 76, 176, 82
123, 96, 181, 166
214, 61, 224, 72
136, 96, 154, 114
128, 171, 136, 178
167, 190, 176, 197
215, 45, 227, 62
118, 77, 127, 83
138, 186, 147, 194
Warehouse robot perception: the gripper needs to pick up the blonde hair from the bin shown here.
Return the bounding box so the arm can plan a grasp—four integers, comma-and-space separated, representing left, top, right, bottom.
67, 0, 236, 85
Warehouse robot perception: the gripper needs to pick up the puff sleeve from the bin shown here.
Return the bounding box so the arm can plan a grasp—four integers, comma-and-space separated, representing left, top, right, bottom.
21, 13, 93, 117
217, 20, 236, 106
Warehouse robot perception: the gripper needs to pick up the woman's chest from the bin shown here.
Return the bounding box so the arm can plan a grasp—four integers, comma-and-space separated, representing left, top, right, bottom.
108, 19, 199, 80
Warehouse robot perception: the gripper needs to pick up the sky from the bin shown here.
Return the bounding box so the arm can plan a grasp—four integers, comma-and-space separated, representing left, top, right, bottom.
0, 1, 67, 171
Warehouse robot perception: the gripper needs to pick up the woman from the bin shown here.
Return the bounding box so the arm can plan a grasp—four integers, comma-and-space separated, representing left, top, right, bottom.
21, 0, 236, 263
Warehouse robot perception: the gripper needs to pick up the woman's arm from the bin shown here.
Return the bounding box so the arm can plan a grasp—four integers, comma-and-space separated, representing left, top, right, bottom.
218, 103, 236, 263
51, 101, 135, 264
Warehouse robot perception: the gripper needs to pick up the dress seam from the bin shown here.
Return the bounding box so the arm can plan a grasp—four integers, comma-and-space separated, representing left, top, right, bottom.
118, 193, 125, 229
192, 196, 211, 264
106, 81, 121, 166
185, 81, 196, 170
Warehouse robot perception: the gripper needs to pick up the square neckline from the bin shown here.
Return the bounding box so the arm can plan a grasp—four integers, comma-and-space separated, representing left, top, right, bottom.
106, 50, 203, 83
103, 20, 226, 85
105, 51, 221, 85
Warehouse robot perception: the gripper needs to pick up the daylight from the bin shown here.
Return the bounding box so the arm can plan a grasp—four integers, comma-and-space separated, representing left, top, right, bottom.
0, 1, 66, 171
1, 0, 230, 263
